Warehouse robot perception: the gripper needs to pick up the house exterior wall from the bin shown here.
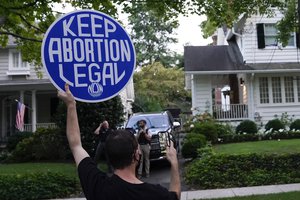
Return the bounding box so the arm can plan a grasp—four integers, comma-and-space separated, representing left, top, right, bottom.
252, 73, 300, 125
192, 75, 212, 115
242, 10, 299, 64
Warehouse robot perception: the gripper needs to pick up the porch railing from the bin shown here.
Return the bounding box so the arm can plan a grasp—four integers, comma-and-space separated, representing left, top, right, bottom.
24, 123, 57, 132
213, 104, 248, 120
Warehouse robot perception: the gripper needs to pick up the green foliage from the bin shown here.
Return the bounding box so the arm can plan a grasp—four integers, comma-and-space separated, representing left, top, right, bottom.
0, 172, 77, 200
192, 122, 218, 142
215, 123, 234, 137
185, 153, 300, 189
265, 119, 285, 133
8, 128, 68, 162
236, 120, 258, 134
133, 62, 191, 112
128, 2, 179, 67
181, 133, 206, 159
6, 131, 32, 152
290, 119, 300, 131
54, 96, 124, 156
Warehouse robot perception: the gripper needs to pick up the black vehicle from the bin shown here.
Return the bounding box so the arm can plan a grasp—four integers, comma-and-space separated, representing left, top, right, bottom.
125, 111, 180, 160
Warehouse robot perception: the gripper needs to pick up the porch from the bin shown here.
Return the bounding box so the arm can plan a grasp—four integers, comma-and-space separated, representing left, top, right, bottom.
213, 104, 248, 121
24, 123, 57, 132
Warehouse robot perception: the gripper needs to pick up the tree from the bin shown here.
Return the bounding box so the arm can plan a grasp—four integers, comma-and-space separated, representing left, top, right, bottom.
127, 2, 179, 67
133, 62, 191, 112
198, 0, 296, 47
54, 95, 124, 156
0, 0, 187, 68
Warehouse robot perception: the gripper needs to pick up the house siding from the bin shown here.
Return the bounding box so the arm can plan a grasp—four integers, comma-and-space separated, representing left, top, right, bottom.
192, 75, 212, 114
242, 10, 299, 64
0, 49, 9, 81
253, 73, 300, 125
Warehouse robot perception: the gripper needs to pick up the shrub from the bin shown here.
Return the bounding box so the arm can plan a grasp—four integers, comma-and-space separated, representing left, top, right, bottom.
8, 128, 69, 162
6, 132, 32, 152
192, 122, 218, 142
265, 119, 285, 132
181, 133, 206, 159
290, 119, 300, 131
185, 153, 300, 189
215, 123, 234, 137
236, 120, 258, 134
0, 172, 78, 200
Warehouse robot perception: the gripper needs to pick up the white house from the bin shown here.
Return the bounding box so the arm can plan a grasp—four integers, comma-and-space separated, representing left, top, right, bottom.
0, 37, 135, 143
185, 9, 300, 126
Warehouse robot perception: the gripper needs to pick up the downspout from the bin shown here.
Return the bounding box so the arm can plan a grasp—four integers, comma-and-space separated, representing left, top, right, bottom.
191, 74, 195, 115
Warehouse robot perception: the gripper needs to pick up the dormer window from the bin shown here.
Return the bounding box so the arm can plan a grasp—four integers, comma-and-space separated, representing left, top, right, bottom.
7, 49, 30, 75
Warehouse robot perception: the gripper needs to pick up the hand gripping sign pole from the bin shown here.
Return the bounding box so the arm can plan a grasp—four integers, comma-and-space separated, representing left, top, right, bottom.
42, 10, 136, 103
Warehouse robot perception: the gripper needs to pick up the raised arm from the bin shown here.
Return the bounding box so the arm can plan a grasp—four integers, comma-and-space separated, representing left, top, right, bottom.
166, 141, 181, 200
57, 84, 89, 166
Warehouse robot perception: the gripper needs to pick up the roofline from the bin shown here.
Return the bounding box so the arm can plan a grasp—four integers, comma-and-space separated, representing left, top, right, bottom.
185, 69, 300, 75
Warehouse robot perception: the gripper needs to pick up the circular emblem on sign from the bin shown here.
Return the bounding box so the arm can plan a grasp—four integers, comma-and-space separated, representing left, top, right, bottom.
42, 10, 136, 103
88, 82, 103, 97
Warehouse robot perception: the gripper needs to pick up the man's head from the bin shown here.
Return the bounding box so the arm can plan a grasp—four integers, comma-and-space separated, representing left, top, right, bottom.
137, 119, 146, 128
102, 120, 109, 129
105, 130, 140, 169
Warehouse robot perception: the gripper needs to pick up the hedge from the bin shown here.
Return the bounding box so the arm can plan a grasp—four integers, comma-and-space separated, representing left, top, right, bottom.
217, 131, 300, 144
0, 172, 78, 200
185, 153, 300, 189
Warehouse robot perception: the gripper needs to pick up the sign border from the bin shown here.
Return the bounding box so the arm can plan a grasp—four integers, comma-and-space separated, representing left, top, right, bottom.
41, 9, 136, 103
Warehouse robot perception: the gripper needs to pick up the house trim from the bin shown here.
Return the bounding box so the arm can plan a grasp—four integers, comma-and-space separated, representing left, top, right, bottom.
185, 69, 300, 75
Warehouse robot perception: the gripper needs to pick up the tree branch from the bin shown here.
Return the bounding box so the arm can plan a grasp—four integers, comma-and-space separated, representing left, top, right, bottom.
1, 0, 40, 10
14, 12, 44, 33
0, 31, 42, 42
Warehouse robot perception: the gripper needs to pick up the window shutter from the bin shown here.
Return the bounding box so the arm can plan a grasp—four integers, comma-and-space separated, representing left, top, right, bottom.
256, 23, 265, 49
296, 32, 300, 48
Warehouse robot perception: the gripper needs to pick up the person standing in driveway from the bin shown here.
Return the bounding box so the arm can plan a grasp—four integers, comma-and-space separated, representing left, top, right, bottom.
93, 120, 113, 172
137, 119, 151, 178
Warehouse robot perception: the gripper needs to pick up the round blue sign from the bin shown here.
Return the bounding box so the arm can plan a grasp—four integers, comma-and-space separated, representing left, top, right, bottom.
42, 10, 136, 102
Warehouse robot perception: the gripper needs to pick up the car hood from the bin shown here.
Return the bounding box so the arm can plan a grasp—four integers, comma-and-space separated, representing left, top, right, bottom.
147, 127, 169, 136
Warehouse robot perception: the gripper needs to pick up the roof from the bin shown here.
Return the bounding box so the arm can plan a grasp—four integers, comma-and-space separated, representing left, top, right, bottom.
184, 43, 251, 73
248, 63, 300, 70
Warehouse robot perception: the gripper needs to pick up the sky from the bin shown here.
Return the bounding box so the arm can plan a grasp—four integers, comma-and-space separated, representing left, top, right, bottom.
53, 3, 212, 54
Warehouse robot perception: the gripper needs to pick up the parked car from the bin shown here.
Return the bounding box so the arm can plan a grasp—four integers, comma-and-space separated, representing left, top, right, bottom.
125, 111, 180, 160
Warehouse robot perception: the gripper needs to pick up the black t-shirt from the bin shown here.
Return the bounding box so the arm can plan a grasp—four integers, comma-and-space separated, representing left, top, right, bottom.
78, 157, 178, 200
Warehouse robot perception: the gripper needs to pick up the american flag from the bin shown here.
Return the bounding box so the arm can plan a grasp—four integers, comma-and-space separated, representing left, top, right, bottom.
16, 102, 26, 132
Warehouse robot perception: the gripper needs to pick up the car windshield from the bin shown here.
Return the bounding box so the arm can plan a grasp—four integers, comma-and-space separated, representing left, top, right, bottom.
126, 115, 169, 129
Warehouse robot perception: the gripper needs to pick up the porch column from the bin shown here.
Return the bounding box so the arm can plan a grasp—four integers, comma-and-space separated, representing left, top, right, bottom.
249, 74, 255, 120
20, 90, 24, 103
1, 99, 5, 138
31, 90, 37, 132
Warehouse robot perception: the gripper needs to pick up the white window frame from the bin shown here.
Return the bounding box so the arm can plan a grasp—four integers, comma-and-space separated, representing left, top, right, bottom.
258, 76, 300, 106
264, 23, 296, 48
7, 49, 30, 75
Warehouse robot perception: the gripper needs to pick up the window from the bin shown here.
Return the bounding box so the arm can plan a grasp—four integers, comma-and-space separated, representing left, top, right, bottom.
284, 76, 294, 103
257, 23, 295, 49
8, 49, 30, 75
259, 77, 269, 104
272, 77, 282, 103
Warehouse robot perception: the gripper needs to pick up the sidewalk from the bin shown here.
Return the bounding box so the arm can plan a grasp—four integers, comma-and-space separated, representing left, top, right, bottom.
53, 183, 300, 200
181, 183, 300, 200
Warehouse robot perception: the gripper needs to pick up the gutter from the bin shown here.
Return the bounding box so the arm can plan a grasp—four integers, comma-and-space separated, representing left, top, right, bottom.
185, 68, 300, 75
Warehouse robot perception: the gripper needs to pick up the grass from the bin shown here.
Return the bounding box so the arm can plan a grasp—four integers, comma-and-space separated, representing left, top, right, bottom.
0, 162, 77, 178
0, 160, 107, 179
206, 191, 300, 200
213, 139, 300, 155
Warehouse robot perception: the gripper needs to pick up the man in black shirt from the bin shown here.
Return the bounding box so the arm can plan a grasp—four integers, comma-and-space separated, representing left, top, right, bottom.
58, 84, 181, 200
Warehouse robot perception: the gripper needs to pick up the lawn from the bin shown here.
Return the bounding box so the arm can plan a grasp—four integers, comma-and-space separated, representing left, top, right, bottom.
213, 139, 300, 155
206, 191, 300, 200
0, 161, 107, 178
0, 162, 77, 178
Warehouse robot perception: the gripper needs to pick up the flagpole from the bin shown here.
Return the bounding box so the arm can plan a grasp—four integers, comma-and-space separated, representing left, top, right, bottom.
15, 99, 32, 110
